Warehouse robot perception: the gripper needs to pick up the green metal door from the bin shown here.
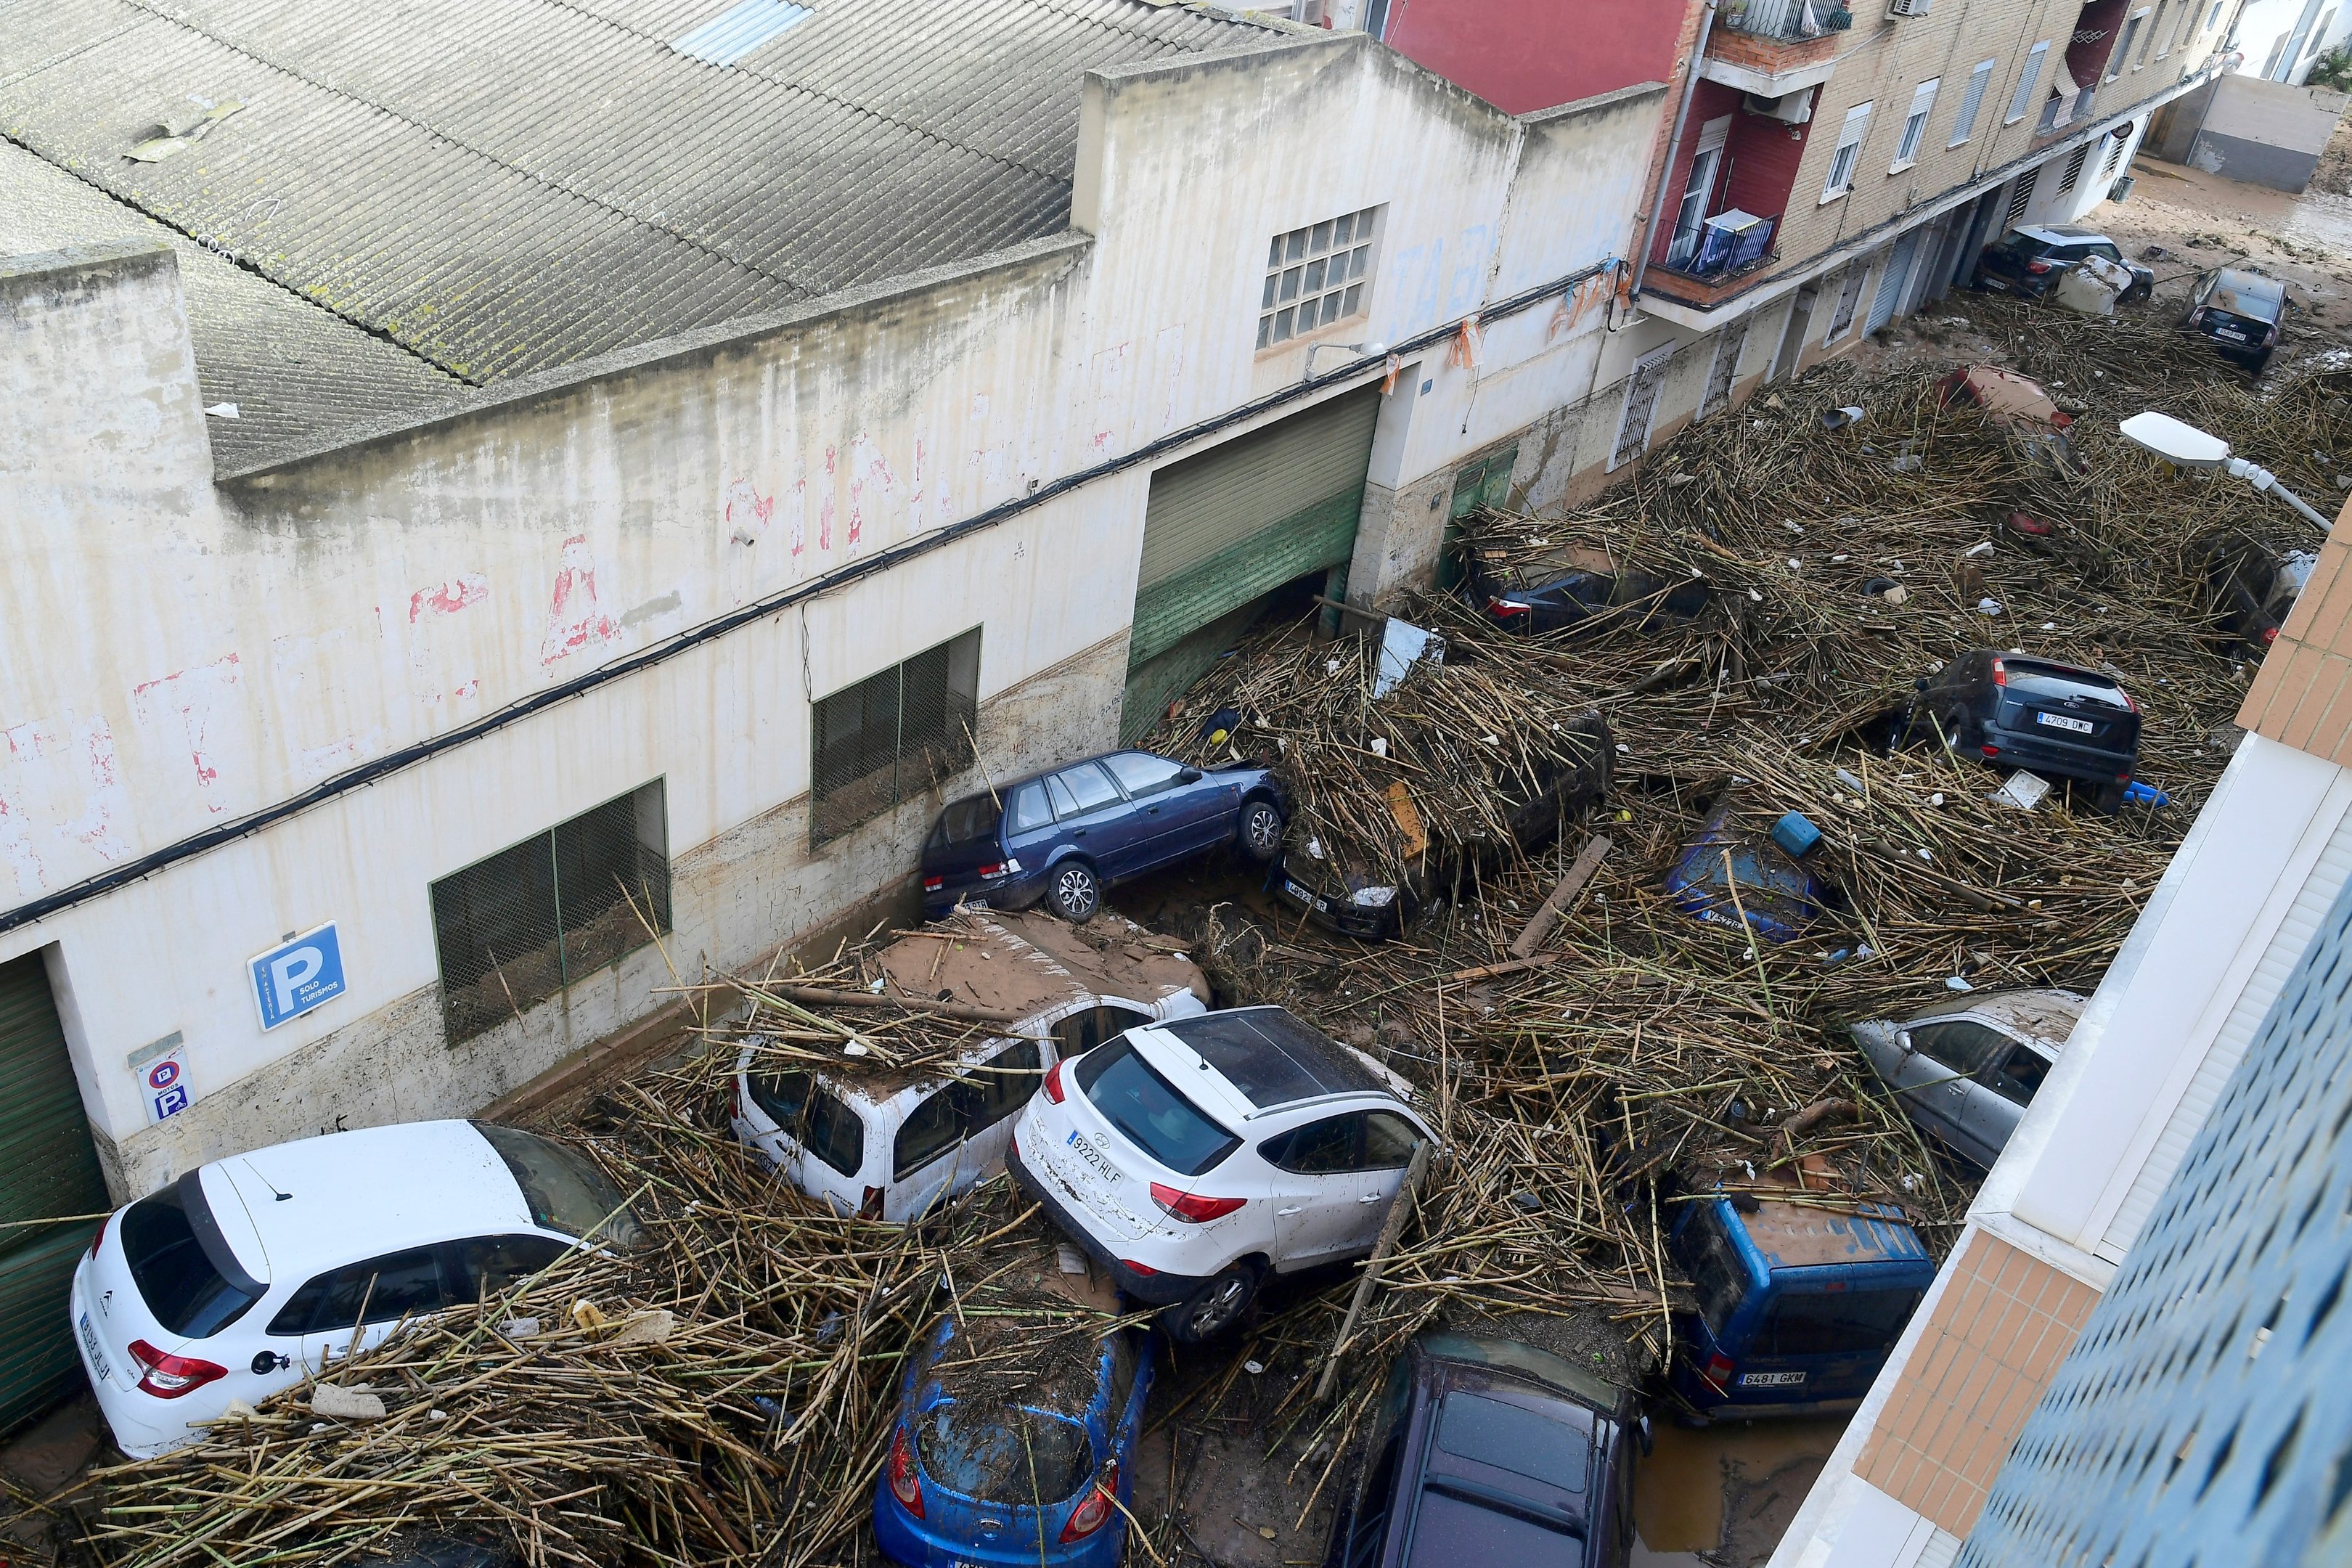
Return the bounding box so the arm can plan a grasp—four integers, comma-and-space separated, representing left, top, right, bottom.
1122, 386, 1383, 739
0, 952, 109, 1432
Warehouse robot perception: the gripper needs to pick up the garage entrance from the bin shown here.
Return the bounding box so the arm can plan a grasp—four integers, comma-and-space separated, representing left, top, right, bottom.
0, 952, 109, 1432
1120, 385, 1383, 740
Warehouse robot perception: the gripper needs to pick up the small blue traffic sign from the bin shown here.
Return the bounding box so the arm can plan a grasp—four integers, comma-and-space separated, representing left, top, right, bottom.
250, 923, 347, 1031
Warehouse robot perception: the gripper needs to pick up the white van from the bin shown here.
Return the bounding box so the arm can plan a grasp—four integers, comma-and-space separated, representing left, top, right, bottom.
728, 910, 1208, 1222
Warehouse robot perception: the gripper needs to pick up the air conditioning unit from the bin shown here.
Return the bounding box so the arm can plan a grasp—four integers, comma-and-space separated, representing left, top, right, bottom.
1887, 0, 1930, 15
1744, 90, 1813, 124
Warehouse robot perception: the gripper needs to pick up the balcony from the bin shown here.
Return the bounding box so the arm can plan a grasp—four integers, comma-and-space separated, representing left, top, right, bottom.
1703, 0, 1846, 98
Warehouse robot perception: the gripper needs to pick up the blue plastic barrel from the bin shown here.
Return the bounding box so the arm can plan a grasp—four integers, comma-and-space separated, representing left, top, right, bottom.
1771, 811, 1823, 857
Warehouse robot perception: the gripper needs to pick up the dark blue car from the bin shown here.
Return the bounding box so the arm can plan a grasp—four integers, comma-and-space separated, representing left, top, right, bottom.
1666, 1194, 1933, 1421
874, 1312, 1152, 1567
921, 750, 1284, 923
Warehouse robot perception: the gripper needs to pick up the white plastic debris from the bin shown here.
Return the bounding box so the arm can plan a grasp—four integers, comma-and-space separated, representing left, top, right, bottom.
1782, 520, 1805, 534
1615, 743, 1631, 755
1747, 588, 1763, 602
1916, 847, 1933, 862
1945, 976, 1976, 992
203, 401, 240, 420
501, 1316, 541, 1340
844, 1039, 870, 1058
1787, 558, 1802, 571
309, 1383, 387, 1421
429, 1408, 449, 1421
867, 976, 886, 993
1930, 792, 1945, 807
1990, 770, 2052, 811
1305, 836, 1326, 860
1369, 736, 1387, 757
1326, 658, 1342, 675
1964, 539, 1995, 558
1244, 1360, 1266, 1376
1977, 597, 2004, 616
1373, 617, 1442, 697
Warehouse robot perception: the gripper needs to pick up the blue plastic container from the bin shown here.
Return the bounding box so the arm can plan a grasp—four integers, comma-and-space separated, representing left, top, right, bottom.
2123, 781, 2170, 807
1771, 811, 1823, 858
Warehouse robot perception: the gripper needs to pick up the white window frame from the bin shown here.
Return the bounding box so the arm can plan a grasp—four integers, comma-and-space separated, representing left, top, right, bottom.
2110, 10, 2147, 80
1821, 101, 1874, 202
1257, 207, 1381, 352
1949, 59, 1995, 145
2005, 40, 2051, 123
1667, 115, 1734, 269
2203, 0, 2224, 30
2142, 0, 2173, 62
1892, 78, 1939, 169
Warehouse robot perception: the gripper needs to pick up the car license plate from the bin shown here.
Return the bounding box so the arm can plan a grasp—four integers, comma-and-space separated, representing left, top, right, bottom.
2215, 328, 2247, 341
1739, 1370, 1807, 1387
78, 1312, 112, 1386
1283, 880, 1332, 913
2035, 711, 2094, 734
961, 897, 989, 910
1066, 1130, 1122, 1185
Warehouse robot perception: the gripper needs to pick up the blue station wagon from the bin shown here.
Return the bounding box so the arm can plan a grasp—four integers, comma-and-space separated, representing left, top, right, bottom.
922, 750, 1285, 923
1667, 1194, 1933, 1421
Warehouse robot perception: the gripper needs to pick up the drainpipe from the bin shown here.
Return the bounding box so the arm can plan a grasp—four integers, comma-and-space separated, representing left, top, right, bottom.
1631, 0, 1720, 301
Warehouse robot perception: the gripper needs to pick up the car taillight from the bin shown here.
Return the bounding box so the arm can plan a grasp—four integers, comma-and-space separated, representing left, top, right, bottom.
1042, 1061, 1068, 1104
976, 863, 1008, 880
1150, 1183, 1246, 1223
89, 1213, 108, 1259
1060, 1458, 1120, 1542
2263, 626, 2280, 645
1990, 658, 2007, 687
1121, 1258, 1158, 1277
2264, 324, 2279, 346
2188, 308, 2208, 327
922, 875, 944, 892
859, 1186, 885, 1220
2025, 259, 2051, 274
1702, 1352, 1736, 1390
1487, 597, 1531, 617
128, 1340, 226, 1399
1981, 744, 2000, 757
888, 1425, 924, 1518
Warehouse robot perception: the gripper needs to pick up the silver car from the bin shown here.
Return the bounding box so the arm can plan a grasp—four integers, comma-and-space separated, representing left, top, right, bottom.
1850, 989, 2086, 1168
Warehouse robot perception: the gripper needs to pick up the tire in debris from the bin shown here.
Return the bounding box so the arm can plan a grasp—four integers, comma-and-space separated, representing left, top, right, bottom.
1164, 1260, 1260, 1343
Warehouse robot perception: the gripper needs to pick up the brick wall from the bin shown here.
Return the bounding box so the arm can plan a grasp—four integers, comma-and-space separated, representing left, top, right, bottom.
2237, 495, 2352, 761
1854, 1228, 2100, 1536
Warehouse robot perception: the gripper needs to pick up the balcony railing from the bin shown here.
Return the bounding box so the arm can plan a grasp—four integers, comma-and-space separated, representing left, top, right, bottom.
1720, 0, 1852, 41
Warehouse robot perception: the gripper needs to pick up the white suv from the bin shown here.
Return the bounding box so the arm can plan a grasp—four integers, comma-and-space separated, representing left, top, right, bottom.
1006, 1006, 1433, 1342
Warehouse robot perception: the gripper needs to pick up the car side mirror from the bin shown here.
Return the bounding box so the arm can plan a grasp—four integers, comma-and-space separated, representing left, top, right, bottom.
1636, 1416, 1654, 1455
1897, 1029, 1916, 1057
1177, 768, 1203, 785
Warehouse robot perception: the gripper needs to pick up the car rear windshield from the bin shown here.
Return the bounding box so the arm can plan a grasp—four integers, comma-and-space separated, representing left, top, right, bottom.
926, 795, 1002, 850
474, 1124, 645, 1250
2001, 661, 2128, 708
1159, 1010, 1384, 1107
748, 1068, 868, 1180
1760, 1287, 1922, 1357
1074, 1039, 1240, 1176
2006, 233, 2058, 260
120, 1175, 265, 1339
1405, 1489, 1583, 1567
918, 1401, 1094, 1504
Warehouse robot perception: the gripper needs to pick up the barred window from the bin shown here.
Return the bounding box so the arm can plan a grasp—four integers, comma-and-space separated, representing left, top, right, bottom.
430, 781, 671, 1045
1257, 208, 1379, 350
812, 629, 981, 845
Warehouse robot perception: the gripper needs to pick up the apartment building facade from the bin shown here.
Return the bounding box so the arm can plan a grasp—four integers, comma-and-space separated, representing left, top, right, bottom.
1592, 0, 2236, 486
1768, 479, 2352, 1565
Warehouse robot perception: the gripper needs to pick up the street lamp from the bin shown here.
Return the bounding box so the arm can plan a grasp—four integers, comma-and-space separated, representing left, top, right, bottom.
2119, 410, 2334, 532
1303, 340, 1389, 381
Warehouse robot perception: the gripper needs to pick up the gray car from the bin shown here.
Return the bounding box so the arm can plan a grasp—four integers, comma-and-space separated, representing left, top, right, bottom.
1850, 989, 2086, 1168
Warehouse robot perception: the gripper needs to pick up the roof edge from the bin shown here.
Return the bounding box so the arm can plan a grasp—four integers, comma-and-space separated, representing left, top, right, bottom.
1520, 79, 1673, 126
219, 230, 1096, 483
0, 235, 173, 286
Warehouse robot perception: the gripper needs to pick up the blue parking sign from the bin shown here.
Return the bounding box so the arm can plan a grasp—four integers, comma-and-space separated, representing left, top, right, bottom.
250, 923, 347, 1031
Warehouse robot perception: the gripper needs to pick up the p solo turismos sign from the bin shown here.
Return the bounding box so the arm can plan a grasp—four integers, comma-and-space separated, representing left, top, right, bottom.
250, 923, 348, 1031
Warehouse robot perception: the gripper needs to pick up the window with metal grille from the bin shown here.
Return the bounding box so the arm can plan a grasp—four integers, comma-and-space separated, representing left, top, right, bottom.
1258, 208, 1379, 350
2058, 143, 2092, 192
2005, 166, 2041, 226
2102, 123, 2135, 176
430, 781, 671, 1045
811, 629, 981, 845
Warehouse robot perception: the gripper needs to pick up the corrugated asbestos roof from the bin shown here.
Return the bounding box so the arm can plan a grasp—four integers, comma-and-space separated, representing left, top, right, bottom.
0, 139, 465, 467
0, 0, 1269, 451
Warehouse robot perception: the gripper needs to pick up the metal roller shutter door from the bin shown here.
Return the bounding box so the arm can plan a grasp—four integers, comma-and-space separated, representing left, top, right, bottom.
2100, 801, 2352, 1259
0, 953, 109, 1432
1127, 386, 1381, 676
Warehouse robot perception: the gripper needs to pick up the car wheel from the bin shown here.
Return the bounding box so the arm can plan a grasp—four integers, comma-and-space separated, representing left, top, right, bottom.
1938, 708, 1971, 750
1045, 859, 1101, 923
1163, 1262, 1261, 1344
1237, 799, 1284, 864
2092, 781, 2128, 815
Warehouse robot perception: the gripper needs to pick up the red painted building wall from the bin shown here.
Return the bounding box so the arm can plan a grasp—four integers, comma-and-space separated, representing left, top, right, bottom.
1645, 81, 1818, 266
1380, 0, 1692, 113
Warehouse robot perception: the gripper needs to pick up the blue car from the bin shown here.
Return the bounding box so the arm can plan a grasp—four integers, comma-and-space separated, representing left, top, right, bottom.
920, 749, 1285, 923
1663, 803, 1827, 944
874, 1310, 1152, 1567
1665, 1193, 1934, 1421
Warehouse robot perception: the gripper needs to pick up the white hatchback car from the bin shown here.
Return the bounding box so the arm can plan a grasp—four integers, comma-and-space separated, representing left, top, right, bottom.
731, 911, 1207, 1222
70, 1119, 640, 1458
1006, 1005, 1433, 1342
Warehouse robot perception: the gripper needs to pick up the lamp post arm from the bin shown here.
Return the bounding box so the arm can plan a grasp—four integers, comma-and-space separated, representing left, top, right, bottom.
2229, 457, 2334, 533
